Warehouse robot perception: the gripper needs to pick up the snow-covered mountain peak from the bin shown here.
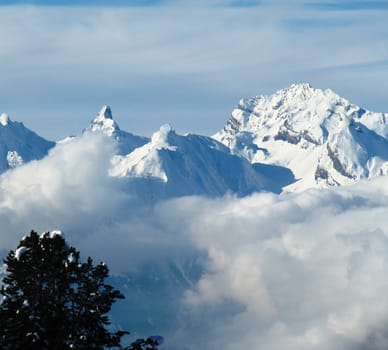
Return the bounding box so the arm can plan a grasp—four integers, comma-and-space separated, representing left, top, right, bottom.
109, 124, 177, 183
216, 83, 359, 155
109, 125, 284, 198
89, 105, 119, 137
0, 114, 55, 173
214, 84, 388, 191
99, 105, 113, 119
0, 113, 10, 126
86, 106, 149, 155
150, 124, 176, 151
281, 82, 314, 98
236, 83, 352, 129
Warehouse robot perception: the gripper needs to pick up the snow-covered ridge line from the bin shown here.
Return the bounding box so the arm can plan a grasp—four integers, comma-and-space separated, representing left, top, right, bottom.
85, 105, 149, 155
0, 113, 55, 173
213, 83, 388, 192
2, 83, 388, 195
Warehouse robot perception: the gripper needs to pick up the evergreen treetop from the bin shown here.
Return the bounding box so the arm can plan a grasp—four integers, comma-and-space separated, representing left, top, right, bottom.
0, 230, 129, 349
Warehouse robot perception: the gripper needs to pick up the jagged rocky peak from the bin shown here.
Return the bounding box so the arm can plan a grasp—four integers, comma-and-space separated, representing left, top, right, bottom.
89, 105, 120, 136
86, 105, 149, 155
215, 83, 368, 147
232, 83, 356, 131
214, 83, 388, 192
241, 83, 317, 108
99, 105, 113, 119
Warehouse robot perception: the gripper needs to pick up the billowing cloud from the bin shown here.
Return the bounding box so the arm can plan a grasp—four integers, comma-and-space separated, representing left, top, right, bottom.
2, 132, 388, 348
0, 133, 117, 248
152, 180, 388, 349
0, 132, 194, 271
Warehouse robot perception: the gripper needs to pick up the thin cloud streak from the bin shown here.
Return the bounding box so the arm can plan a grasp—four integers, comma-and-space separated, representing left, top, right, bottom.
0, 0, 166, 6
308, 0, 388, 11
0, 3, 386, 141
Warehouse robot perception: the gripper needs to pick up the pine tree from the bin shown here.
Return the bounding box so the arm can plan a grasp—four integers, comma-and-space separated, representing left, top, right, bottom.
125, 336, 162, 350
0, 230, 128, 350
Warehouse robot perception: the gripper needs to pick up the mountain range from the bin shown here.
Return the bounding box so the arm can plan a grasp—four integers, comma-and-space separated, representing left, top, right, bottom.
2, 84, 388, 349
1, 83, 388, 197
214, 83, 388, 192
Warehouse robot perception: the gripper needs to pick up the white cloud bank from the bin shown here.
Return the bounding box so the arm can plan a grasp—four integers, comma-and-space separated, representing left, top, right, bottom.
0, 133, 194, 270
2, 133, 388, 349
160, 185, 388, 349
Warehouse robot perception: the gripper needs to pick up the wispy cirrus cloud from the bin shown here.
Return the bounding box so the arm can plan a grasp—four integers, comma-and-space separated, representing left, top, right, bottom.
0, 1, 386, 141
308, 0, 388, 11
0, 0, 166, 6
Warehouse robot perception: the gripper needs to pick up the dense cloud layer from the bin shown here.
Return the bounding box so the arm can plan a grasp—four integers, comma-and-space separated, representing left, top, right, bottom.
0, 133, 195, 270
162, 186, 388, 349
2, 133, 388, 349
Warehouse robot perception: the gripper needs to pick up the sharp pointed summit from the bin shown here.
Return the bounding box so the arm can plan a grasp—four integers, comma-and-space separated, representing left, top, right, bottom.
86, 105, 149, 155
99, 105, 113, 119
89, 105, 119, 137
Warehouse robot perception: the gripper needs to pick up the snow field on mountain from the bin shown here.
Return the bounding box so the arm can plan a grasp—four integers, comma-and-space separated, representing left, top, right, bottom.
86, 105, 149, 155
3, 84, 388, 197
108, 122, 278, 198
0, 129, 388, 349
109, 125, 173, 181
0, 114, 54, 173
1, 85, 388, 349
214, 83, 388, 192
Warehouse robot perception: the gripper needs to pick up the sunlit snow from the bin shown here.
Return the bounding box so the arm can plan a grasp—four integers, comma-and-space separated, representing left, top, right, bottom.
1, 85, 388, 349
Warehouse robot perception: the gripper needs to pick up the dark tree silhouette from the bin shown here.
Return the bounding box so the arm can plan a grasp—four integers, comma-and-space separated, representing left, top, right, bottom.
0, 230, 161, 350
125, 336, 162, 350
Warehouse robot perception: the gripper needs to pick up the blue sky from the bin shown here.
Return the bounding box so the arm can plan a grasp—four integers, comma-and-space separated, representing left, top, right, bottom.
0, 0, 165, 5
0, 1, 387, 139
310, 1, 388, 10
1, 0, 387, 9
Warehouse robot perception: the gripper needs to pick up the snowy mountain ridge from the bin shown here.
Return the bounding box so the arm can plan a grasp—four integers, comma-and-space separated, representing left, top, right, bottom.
2, 85, 388, 350
1, 83, 388, 195
109, 123, 285, 199
213, 83, 388, 192
0, 113, 55, 173
86, 105, 149, 155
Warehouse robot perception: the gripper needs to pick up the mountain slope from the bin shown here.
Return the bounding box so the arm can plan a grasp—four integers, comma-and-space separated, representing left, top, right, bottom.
0, 113, 55, 173
109, 124, 292, 199
86, 105, 149, 155
213, 83, 388, 192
